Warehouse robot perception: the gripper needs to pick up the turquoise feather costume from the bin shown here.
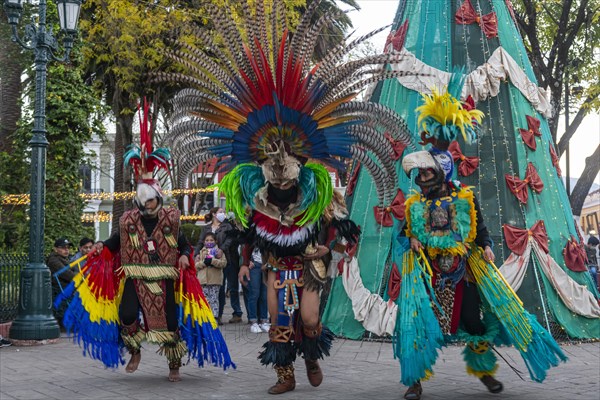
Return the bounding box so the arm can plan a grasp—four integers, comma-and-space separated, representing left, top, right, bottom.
395, 186, 566, 386
395, 83, 566, 387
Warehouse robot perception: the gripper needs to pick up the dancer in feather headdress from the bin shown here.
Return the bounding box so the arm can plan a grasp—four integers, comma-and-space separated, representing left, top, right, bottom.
396, 74, 566, 400
152, 0, 417, 394
55, 100, 235, 382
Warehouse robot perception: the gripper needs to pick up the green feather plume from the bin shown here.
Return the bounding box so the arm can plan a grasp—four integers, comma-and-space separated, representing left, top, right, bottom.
296, 163, 333, 226
210, 163, 264, 228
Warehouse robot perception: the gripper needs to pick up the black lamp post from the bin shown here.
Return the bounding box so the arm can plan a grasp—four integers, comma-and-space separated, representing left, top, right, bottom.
4, 0, 81, 340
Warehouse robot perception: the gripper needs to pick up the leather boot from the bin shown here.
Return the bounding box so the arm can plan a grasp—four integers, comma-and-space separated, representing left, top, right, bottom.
480, 374, 503, 393
305, 359, 323, 387
403, 381, 422, 400
302, 323, 324, 387
268, 365, 296, 395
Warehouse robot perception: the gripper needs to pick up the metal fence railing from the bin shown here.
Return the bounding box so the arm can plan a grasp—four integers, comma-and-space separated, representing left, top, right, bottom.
0, 254, 26, 323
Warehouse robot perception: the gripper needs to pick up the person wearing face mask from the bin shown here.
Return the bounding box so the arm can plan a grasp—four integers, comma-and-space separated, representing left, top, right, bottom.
89, 177, 193, 381
393, 83, 566, 400
57, 102, 235, 381
196, 207, 244, 325
195, 233, 227, 318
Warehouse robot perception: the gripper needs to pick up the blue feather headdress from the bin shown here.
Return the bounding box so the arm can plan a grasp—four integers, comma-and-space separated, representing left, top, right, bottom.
155, 0, 422, 208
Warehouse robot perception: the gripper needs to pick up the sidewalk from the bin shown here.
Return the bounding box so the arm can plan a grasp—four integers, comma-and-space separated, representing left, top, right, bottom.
1, 322, 598, 400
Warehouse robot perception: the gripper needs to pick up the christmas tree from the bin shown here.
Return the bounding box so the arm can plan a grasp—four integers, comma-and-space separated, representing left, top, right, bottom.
323, 0, 599, 339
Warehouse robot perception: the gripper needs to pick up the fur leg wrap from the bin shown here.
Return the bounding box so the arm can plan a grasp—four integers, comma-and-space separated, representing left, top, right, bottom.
297, 323, 334, 360
156, 332, 188, 369
274, 364, 295, 383
463, 341, 499, 378
121, 321, 145, 354
258, 326, 297, 367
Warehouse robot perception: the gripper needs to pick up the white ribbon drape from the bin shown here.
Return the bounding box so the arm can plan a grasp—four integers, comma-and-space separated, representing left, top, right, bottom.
380, 46, 552, 118
499, 240, 600, 318
340, 257, 397, 336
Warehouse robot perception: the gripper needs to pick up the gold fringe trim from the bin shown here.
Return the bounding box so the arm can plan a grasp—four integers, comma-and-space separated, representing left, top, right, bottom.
128, 232, 141, 249
466, 364, 499, 378
144, 281, 164, 295
122, 330, 145, 353
426, 242, 468, 259
156, 337, 188, 364
122, 264, 179, 280
164, 233, 178, 248
456, 187, 478, 244
146, 330, 176, 344
422, 369, 434, 382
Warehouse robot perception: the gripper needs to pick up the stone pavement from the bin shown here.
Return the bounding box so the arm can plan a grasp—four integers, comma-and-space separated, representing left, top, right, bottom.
1, 323, 598, 400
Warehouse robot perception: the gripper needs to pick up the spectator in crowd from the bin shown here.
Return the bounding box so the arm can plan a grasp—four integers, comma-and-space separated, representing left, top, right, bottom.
47, 238, 75, 291
47, 237, 75, 324
239, 245, 269, 333
70, 237, 94, 262
196, 207, 243, 324
0, 335, 12, 347
195, 233, 227, 318
585, 234, 599, 289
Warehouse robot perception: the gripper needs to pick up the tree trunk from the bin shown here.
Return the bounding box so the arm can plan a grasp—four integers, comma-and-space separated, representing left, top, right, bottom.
557, 95, 599, 156
570, 144, 600, 216
547, 80, 563, 144
111, 91, 135, 233
0, 13, 26, 152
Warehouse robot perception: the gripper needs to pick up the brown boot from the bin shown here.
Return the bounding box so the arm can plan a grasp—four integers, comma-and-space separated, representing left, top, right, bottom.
268, 365, 296, 395
305, 359, 323, 387
403, 381, 422, 400
480, 374, 503, 393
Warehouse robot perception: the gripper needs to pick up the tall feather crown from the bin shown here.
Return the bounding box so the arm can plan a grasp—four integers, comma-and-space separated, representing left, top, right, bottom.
157, 0, 420, 208
416, 70, 484, 147
124, 99, 172, 183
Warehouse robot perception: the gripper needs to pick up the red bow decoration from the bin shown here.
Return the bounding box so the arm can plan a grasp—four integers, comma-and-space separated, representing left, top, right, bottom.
387, 262, 401, 302
337, 240, 359, 275
562, 235, 588, 272
384, 20, 409, 53
503, 220, 549, 256
504, 162, 544, 204
345, 163, 361, 197
462, 95, 476, 111
373, 190, 405, 227
519, 115, 541, 151
549, 144, 562, 177
455, 0, 498, 39
448, 141, 479, 177
385, 133, 407, 161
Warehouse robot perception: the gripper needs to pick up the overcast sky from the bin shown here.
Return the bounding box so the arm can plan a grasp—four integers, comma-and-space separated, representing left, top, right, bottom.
345, 0, 599, 182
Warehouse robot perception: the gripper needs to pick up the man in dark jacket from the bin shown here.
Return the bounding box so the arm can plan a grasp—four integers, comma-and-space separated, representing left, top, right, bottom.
47, 237, 75, 292
47, 237, 75, 325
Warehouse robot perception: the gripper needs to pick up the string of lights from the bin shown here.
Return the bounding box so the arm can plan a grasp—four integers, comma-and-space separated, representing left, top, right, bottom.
80, 212, 206, 223
2, 187, 217, 205
473, 0, 508, 262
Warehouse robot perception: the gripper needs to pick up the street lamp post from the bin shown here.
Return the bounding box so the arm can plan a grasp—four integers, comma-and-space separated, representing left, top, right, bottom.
4, 0, 81, 340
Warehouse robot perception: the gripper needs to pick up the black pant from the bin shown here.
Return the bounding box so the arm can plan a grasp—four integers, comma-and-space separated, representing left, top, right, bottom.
460, 282, 486, 336
119, 278, 178, 331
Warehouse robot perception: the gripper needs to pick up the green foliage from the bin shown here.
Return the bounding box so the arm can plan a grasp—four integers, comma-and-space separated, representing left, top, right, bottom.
180, 223, 203, 249
0, 18, 108, 252
514, 0, 600, 116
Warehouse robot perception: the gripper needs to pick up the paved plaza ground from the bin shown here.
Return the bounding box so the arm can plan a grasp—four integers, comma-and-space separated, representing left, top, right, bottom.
1, 321, 598, 400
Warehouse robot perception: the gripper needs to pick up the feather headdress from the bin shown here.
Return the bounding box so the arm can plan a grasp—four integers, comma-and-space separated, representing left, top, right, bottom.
124, 99, 172, 202
154, 0, 420, 208
416, 70, 484, 146
407, 69, 484, 183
